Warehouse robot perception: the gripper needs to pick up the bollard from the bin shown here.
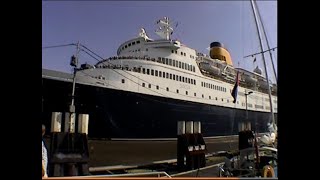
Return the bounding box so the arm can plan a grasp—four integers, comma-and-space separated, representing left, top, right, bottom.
78, 114, 89, 134
193, 121, 201, 134
177, 121, 206, 171
51, 112, 62, 132
185, 121, 193, 134
64, 112, 76, 133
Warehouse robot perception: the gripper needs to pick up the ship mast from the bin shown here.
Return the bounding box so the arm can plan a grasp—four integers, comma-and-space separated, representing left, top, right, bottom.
155, 17, 173, 40
250, 0, 276, 128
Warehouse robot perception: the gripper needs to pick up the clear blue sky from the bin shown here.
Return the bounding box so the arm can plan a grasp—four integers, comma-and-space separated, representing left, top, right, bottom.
42, 1, 277, 82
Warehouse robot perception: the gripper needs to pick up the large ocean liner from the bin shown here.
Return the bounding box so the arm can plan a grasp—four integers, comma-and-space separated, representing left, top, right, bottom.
42, 17, 277, 139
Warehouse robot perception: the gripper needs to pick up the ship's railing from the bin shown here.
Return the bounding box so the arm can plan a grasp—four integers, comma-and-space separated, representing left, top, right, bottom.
44, 171, 172, 179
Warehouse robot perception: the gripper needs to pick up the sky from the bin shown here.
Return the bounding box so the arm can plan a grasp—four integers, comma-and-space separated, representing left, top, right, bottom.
42, 0, 277, 82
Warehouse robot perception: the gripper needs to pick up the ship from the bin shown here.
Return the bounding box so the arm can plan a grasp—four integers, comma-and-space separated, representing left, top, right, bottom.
42, 16, 277, 139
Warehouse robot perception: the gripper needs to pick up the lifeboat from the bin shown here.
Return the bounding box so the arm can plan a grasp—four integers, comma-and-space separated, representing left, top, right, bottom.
199, 62, 221, 75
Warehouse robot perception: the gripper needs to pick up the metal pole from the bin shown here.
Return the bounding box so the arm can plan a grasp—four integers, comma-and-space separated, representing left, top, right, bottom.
245, 94, 248, 121
68, 41, 80, 133
250, 0, 275, 126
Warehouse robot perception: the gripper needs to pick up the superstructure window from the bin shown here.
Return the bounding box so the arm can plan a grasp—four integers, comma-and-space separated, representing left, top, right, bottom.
147, 69, 150, 75
148, 84, 151, 88
137, 40, 140, 44
186, 91, 188, 95
194, 93, 197, 97
166, 87, 169, 91
142, 83, 145, 87
142, 68, 145, 74
122, 79, 125, 83
159, 71, 162, 77
155, 70, 158, 76
176, 89, 179, 93
173, 60, 176, 66
151, 69, 154, 76
173, 74, 176, 80
156, 85, 159, 89
132, 42, 136, 45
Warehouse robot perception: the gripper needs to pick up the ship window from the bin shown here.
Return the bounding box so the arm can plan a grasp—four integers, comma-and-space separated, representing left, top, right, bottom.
191, 79, 193, 84
173, 74, 176, 80
156, 85, 159, 90
166, 87, 169, 91
171, 50, 174, 53
188, 78, 190, 84
175, 51, 177, 54
122, 47, 124, 50
166, 73, 169, 78
132, 42, 136, 45
155, 70, 158, 76
159, 71, 162, 77
142, 83, 145, 87
148, 84, 151, 88
201, 82, 203, 87
146, 48, 148, 51
165, 58, 168, 64
186, 91, 188, 95
128, 43, 131, 47
173, 60, 176, 66
147, 69, 150, 75
151, 69, 154, 76
142, 68, 145, 74
215, 97, 218, 100
193, 66, 195, 72
182, 77, 185, 82
125, 45, 127, 48
158, 57, 161, 61
122, 79, 125, 83
138, 68, 141, 73
181, 52, 183, 55
182, 63, 185, 69
176, 76, 179, 81
137, 40, 140, 44
176, 89, 179, 93
162, 58, 166, 64
163, 72, 165, 78
179, 76, 182, 81
184, 53, 186, 56
169, 59, 172, 66
170, 73, 172, 79
202, 94, 204, 98
209, 96, 211, 99
179, 62, 181, 68
222, 98, 224, 101
194, 93, 197, 97
194, 79, 196, 85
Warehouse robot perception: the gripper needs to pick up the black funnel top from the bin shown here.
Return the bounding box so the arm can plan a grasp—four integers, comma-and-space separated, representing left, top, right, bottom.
210, 42, 224, 48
